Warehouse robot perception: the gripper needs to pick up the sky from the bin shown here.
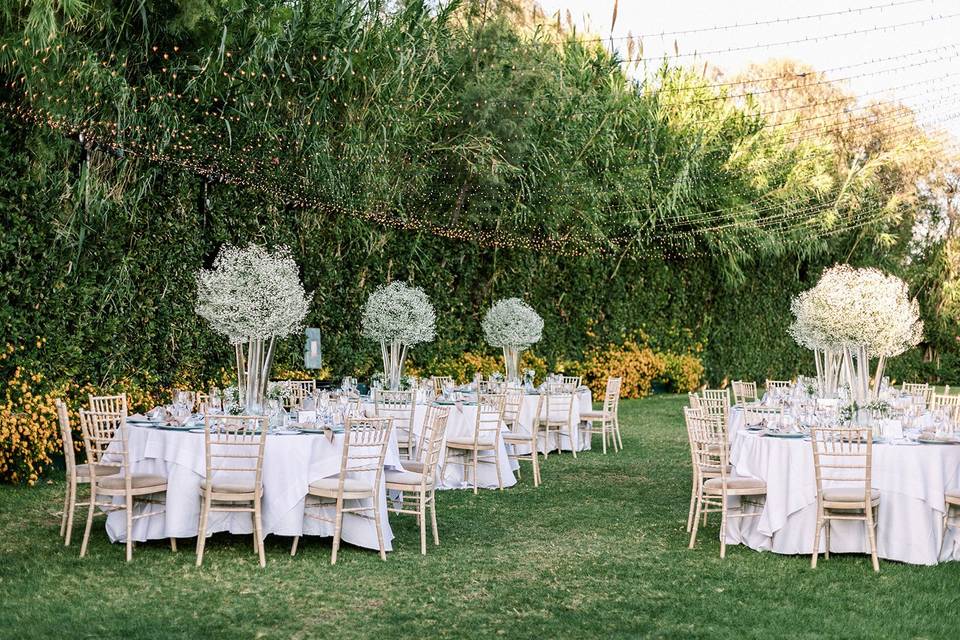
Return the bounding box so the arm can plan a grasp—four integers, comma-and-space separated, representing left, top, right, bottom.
537, 0, 960, 139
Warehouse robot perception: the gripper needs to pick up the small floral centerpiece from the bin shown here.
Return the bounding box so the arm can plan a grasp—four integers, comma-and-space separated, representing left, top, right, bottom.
361, 282, 436, 390
481, 298, 544, 382
789, 264, 922, 403
196, 244, 310, 413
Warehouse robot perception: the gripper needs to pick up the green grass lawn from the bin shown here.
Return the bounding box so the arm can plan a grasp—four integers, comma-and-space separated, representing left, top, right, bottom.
1, 394, 959, 639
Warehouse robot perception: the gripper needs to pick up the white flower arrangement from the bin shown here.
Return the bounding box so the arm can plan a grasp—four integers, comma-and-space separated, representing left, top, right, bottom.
266, 381, 292, 401
481, 298, 544, 349
361, 282, 436, 345
195, 244, 310, 343
790, 264, 923, 358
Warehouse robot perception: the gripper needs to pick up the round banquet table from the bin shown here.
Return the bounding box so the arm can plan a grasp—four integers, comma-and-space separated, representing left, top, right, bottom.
724, 417, 960, 565
377, 390, 593, 490
103, 423, 402, 551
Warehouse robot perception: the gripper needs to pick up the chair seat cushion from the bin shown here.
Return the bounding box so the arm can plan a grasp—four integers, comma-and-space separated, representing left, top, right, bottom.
76, 463, 120, 478
703, 476, 766, 493
947, 489, 960, 503
446, 436, 496, 448
384, 469, 426, 486
400, 461, 427, 473
98, 474, 167, 490
581, 410, 607, 420
200, 480, 258, 495
502, 432, 532, 443
308, 477, 373, 498
822, 488, 881, 503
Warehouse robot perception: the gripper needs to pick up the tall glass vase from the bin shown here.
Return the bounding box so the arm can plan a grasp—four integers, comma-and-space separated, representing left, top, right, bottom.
842, 343, 884, 405
502, 346, 521, 383
380, 340, 408, 391
235, 337, 275, 414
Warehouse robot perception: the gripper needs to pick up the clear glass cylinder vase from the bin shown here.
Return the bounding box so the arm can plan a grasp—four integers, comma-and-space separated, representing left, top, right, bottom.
503, 346, 522, 383
381, 340, 407, 391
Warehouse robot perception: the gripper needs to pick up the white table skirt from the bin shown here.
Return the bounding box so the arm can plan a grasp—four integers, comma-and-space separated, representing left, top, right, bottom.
726, 428, 960, 565
104, 425, 401, 551
510, 391, 593, 456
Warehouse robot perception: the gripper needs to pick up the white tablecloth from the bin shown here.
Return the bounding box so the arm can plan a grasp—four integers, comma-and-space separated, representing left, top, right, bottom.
510, 391, 593, 456
105, 424, 401, 551
725, 428, 960, 565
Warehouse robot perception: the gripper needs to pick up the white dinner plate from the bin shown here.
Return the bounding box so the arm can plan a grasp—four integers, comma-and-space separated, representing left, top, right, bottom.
273, 429, 302, 436
764, 431, 805, 439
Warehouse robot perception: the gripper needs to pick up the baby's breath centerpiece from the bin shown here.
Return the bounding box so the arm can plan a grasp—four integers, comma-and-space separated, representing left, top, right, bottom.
481, 298, 544, 382
361, 282, 436, 390
196, 244, 310, 412
789, 264, 923, 403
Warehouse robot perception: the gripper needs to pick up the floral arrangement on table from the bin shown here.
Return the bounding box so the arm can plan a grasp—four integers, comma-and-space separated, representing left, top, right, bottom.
266, 381, 292, 401
361, 282, 436, 390
789, 264, 923, 403
196, 244, 310, 412
481, 298, 544, 381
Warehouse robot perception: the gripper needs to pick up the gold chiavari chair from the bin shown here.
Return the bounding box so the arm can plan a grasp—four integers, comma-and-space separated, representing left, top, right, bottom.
765, 379, 793, 393
537, 386, 578, 458
385, 407, 451, 554
502, 390, 542, 487
731, 380, 758, 406
687, 408, 766, 558
431, 376, 454, 396
284, 380, 316, 410
56, 400, 119, 545
444, 393, 507, 494
810, 426, 880, 572
581, 377, 622, 454
375, 389, 417, 460
195, 415, 270, 568
78, 410, 173, 562
88, 393, 127, 415
291, 416, 394, 564
901, 382, 931, 399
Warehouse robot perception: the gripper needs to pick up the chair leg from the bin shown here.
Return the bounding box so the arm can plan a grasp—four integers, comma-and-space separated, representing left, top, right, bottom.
64, 480, 78, 546
688, 492, 703, 549
867, 507, 880, 573
824, 518, 831, 560
494, 446, 503, 491
419, 489, 427, 555
532, 443, 541, 487
125, 494, 134, 562
719, 500, 728, 559
290, 535, 300, 557
170, 537, 177, 552
60, 479, 71, 538
811, 515, 822, 569
615, 417, 623, 450
471, 449, 479, 495
600, 421, 607, 454
254, 498, 266, 568
686, 476, 698, 533
373, 495, 387, 562
79, 486, 97, 558
570, 423, 577, 458
195, 495, 210, 567
429, 491, 440, 546
331, 498, 345, 565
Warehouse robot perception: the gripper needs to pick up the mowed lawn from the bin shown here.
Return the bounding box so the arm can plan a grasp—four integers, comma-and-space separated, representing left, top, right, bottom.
1, 395, 959, 639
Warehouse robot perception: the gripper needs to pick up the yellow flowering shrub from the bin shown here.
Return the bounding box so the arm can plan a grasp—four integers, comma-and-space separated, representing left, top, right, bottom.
0, 368, 63, 485
428, 351, 548, 383
660, 353, 705, 393
578, 341, 667, 399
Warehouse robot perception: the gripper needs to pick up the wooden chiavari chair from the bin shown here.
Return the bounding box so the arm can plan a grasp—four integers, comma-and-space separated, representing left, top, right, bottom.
699, 389, 730, 421
284, 380, 316, 410
944, 491, 960, 540
687, 408, 766, 558
88, 393, 127, 415
581, 377, 622, 454
765, 379, 793, 393
56, 400, 119, 545
385, 407, 450, 554
78, 409, 173, 562
929, 392, 960, 420
443, 393, 507, 494
374, 390, 416, 460
901, 382, 930, 399
561, 375, 582, 389
196, 392, 210, 412
742, 404, 785, 430
810, 426, 880, 572
195, 415, 270, 568
291, 416, 394, 564
537, 386, 578, 458
431, 376, 454, 396
731, 380, 758, 406
502, 390, 542, 487
687, 392, 702, 410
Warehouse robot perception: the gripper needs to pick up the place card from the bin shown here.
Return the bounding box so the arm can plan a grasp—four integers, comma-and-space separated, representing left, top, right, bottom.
297, 410, 316, 425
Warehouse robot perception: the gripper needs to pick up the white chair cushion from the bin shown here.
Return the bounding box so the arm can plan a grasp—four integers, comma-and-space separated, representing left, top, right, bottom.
308, 477, 373, 497
400, 461, 427, 473
947, 489, 960, 503
822, 488, 880, 503
446, 436, 496, 448
76, 463, 120, 478
200, 480, 258, 494
581, 410, 607, 419
98, 474, 166, 490
703, 476, 766, 492
384, 469, 426, 486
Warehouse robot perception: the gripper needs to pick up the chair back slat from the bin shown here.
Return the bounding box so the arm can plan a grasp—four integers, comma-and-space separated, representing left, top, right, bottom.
89, 393, 127, 415
503, 390, 524, 424
472, 393, 506, 444
56, 399, 76, 476
374, 390, 416, 440
336, 417, 393, 492
810, 427, 873, 499
539, 390, 574, 425
79, 410, 127, 474
732, 380, 758, 405
431, 376, 454, 395
203, 415, 269, 491
422, 408, 450, 484
685, 408, 728, 479
602, 377, 622, 414
765, 379, 793, 392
